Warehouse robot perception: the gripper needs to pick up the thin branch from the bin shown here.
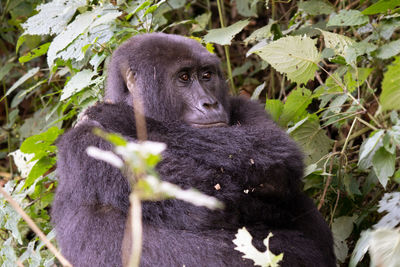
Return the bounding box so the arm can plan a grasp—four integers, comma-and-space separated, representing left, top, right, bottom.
0, 186, 72, 267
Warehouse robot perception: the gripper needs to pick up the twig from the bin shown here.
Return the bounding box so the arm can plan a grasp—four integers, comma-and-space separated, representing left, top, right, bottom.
0, 186, 72, 267
318, 142, 337, 210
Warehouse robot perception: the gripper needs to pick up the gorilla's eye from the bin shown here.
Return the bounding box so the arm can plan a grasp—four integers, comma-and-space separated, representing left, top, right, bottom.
179, 73, 190, 82
202, 72, 212, 80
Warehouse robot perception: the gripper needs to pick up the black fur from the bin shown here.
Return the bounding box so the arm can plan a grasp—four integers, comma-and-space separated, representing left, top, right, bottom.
52, 33, 335, 267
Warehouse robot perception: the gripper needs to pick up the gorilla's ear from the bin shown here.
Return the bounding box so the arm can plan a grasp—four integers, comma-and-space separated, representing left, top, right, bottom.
120, 61, 138, 95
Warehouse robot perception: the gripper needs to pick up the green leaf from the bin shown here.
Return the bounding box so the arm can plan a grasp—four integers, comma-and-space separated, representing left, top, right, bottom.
358, 130, 385, 170
234, 0, 260, 17
20, 126, 64, 161
280, 87, 314, 126
24, 157, 56, 188
22, 0, 87, 36
362, 0, 400, 15
376, 39, 400, 59
251, 82, 266, 100
0, 63, 16, 81
244, 21, 275, 45
344, 41, 377, 64
265, 99, 284, 122
290, 118, 333, 164
1, 67, 40, 101
252, 36, 320, 84
319, 29, 355, 58
61, 69, 97, 101
298, 0, 334, 15
372, 147, 395, 188
327, 10, 369, 27
381, 56, 400, 111
203, 20, 250, 45
344, 67, 373, 93
19, 42, 51, 63
332, 215, 356, 262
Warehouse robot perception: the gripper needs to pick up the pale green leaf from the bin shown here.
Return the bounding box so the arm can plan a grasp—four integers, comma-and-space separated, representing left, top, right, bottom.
22, 0, 86, 36
290, 119, 333, 164
244, 20, 275, 45
327, 10, 369, 27
234, 0, 260, 17
362, 0, 400, 15
61, 69, 97, 101
358, 130, 385, 169
9, 150, 36, 179
2, 67, 39, 100
369, 228, 400, 267
233, 227, 283, 267
376, 39, 400, 59
203, 20, 250, 45
24, 157, 56, 188
381, 56, 400, 111
349, 230, 372, 267
372, 147, 395, 188
319, 29, 355, 58
333, 216, 356, 263
298, 0, 334, 15
252, 36, 320, 84
344, 41, 377, 64
251, 82, 266, 100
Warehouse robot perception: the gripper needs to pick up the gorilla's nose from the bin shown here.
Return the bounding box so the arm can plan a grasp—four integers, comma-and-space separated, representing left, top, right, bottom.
202, 100, 219, 110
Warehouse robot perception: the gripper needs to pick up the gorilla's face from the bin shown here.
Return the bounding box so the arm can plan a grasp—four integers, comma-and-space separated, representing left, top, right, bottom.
172, 61, 229, 128
106, 33, 231, 127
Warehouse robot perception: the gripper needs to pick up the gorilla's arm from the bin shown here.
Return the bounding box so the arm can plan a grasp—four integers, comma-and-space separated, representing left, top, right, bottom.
52, 121, 131, 267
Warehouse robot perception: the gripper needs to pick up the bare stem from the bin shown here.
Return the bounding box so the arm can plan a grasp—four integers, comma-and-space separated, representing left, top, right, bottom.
0, 186, 72, 267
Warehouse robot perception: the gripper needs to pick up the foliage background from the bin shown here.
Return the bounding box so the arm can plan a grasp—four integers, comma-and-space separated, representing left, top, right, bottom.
0, 0, 399, 266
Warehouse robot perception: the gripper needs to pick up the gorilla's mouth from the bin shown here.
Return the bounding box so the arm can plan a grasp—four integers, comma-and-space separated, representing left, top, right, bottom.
191, 122, 228, 128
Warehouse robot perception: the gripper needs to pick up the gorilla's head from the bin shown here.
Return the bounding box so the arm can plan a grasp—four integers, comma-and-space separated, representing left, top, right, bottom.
106, 33, 230, 127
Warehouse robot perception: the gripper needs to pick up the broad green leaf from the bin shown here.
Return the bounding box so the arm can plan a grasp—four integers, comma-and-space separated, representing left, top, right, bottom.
203, 20, 250, 45
2, 67, 39, 101
20, 126, 64, 161
253, 36, 320, 84
298, 0, 334, 15
192, 13, 211, 33
358, 130, 385, 169
0, 62, 16, 81
19, 42, 51, 63
327, 10, 369, 27
244, 20, 275, 45
233, 227, 283, 267
362, 0, 400, 15
290, 119, 333, 164
61, 69, 97, 101
381, 56, 400, 111
376, 39, 400, 59
280, 87, 314, 126
332, 216, 356, 263
319, 30, 355, 58
265, 99, 284, 122
24, 157, 56, 188
369, 228, 400, 267
372, 147, 395, 188
22, 0, 86, 36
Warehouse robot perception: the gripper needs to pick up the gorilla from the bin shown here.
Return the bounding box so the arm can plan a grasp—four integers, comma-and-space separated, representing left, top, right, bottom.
52, 33, 335, 267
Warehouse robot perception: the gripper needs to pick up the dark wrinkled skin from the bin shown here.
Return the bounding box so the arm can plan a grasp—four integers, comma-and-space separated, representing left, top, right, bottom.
52, 33, 336, 267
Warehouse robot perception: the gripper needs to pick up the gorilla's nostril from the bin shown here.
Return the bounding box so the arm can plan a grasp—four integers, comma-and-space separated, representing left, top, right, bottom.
203, 101, 219, 109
